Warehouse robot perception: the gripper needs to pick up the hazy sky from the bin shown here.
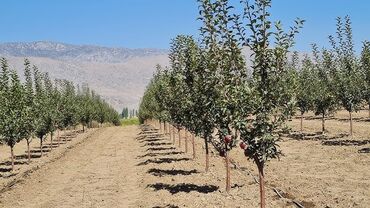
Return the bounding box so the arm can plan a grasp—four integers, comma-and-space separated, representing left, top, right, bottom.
1, 0, 369, 52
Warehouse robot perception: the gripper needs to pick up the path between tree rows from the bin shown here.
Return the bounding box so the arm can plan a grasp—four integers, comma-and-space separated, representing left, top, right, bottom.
1, 124, 367, 208
0, 126, 145, 208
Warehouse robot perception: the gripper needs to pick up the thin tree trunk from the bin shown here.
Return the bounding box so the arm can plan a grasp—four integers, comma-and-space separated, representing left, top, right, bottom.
172, 126, 176, 144
300, 111, 304, 132
10, 146, 15, 171
257, 162, 266, 208
178, 128, 181, 148
57, 129, 60, 146
50, 132, 53, 151
185, 130, 188, 153
169, 125, 172, 141
192, 133, 196, 159
40, 139, 43, 157
225, 151, 231, 193
322, 113, 325, 135
164, 122, 166, 134
27, 140, 31, 164
204, 136, 209, 172
349, 111, 353, 137
82, 125, 85, 133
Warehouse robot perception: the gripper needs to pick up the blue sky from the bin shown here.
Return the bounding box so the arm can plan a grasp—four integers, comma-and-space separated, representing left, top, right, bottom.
0, 0, 369, 52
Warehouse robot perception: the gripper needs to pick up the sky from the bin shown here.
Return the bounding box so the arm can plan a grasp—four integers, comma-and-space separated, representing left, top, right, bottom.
0, 0, 369, 52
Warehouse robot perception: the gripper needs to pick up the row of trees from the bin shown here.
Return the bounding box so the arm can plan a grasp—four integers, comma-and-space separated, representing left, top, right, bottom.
121, 107, 138, 119
139, 0, 304, 206
139, 0, 369, 207
295, 16, 370, 136
0, 58, 120, 171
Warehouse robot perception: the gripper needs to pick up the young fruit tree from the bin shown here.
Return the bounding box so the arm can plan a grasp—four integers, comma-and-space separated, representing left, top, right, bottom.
361, 41, 370, 118
198, 0, 248, 192
33, 68, 54, 157
234, 0, 304, 207
296, 55, 315, 132
0, 69, 32, 170
23, 59, 37, 163
328, 16, 363, 137
311, 45, 338, 134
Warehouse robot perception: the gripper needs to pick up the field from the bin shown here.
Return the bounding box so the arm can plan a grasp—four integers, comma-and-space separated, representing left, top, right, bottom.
0, 110, 368, 208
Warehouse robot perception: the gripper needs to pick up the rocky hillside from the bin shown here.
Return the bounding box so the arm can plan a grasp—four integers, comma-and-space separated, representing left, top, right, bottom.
0, 41, 169, 111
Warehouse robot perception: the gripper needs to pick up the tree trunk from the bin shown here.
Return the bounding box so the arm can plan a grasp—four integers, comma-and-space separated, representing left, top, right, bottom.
178, 128, 181, 148
321, 113, 325, 135
169, 125, 172, 141
50, 132, 53, 151
368, 103, 370, 118
10, 146, 15, 171
82, 125, 85, 133
57, 129, 60, 147
40, 139, 43, 157
204, 136, 209, 172
257, 161, 266, 208
192, 133, 196, 159
185, 130, 188, 153
300, 111, 304, 132
172, 126, 176, 144
27, 140, 31, 164
349, 111, 353, 137
225, 151, 231, 193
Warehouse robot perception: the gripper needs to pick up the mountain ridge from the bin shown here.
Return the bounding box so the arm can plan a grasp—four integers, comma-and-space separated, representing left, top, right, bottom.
0, 41, 169, 111
0, 41, 168, 63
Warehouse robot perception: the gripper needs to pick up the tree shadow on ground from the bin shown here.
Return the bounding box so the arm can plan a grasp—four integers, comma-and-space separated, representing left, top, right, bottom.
136, 135, 161, 141
147, 183, 219, 194
42, 144, 59, 149
358, 147, 370, 153
141, 142, 172, 147
137, 158, 190, 166
152, 205, 179, 208
322, 139, 370, 146
288, 132, 348, 141
0, 167, 12, 173
139, 138, 164, 143
15, 154, 41, 160
332, 117, 370, 122
146, 147, 176, 152
59, 138, 72, 142
29, 149, 51, 154
0, 161, 28, 166
137, 151, 184, 159
147, 168, 199, 176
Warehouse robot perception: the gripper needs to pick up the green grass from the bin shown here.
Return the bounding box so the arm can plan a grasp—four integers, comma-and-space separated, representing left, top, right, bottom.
120, 117, 140, 126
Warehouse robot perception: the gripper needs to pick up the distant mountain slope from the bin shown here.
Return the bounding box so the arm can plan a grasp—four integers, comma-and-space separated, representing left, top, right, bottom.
0, 41, 168, 62
0, 41, 169, 111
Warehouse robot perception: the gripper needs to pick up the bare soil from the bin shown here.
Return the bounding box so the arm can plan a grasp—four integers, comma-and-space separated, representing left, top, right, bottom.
0, 110, 368, 208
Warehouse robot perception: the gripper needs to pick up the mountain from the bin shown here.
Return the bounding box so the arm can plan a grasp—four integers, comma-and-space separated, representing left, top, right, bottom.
0, 41, 168, 62
0, 41, 169, 111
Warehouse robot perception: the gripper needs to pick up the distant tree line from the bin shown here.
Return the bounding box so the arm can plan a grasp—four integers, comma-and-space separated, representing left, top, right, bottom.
0, 58, 120, 171
121, 107, 138, 119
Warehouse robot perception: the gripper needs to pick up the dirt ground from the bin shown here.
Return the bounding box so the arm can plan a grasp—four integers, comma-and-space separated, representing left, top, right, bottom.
0, 110, 368, 208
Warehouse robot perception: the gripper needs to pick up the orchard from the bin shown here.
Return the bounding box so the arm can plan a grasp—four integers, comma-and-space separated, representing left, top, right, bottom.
0, 58, 120, 170
138, 0, 370, 207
